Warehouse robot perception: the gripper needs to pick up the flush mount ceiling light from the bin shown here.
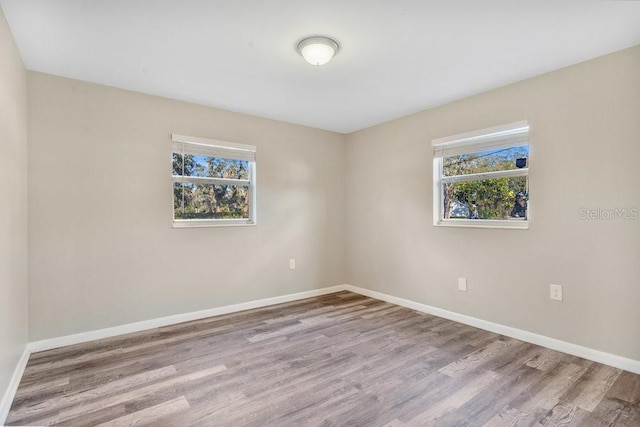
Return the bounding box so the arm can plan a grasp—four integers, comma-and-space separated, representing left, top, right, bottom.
296, 36, 339, 66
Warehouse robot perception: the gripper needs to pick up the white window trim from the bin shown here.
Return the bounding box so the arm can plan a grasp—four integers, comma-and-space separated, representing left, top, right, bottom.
171, 134, 257, 228
432, 121, 530, 230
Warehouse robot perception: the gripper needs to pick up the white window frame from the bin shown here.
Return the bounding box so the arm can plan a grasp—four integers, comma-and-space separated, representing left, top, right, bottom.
172, 134, 257, 228
432, 121, 530, 230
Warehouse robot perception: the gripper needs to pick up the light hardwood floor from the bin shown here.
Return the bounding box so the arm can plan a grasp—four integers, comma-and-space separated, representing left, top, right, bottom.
7, 291, 640, 426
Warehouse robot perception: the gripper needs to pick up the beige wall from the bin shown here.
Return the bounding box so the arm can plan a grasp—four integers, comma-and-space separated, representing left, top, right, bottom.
27, 72, 346, 340
14, 27, 640, 363
0, 7, 28, 407
346, 46, 640, 360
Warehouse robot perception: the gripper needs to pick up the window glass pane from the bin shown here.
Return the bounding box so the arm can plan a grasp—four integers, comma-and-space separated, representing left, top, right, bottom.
172, 153, 249, 180
173, 182, 249, 220
443, 145, 529, 177
443, 176, 528, 220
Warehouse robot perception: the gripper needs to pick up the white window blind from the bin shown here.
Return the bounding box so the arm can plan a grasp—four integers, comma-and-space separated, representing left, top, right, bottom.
172, 134, 256, 162
432, 121, 529, 158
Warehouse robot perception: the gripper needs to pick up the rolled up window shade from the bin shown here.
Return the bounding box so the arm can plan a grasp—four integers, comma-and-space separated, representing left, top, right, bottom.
172, 134, 256, 162
432, 121, 529, 159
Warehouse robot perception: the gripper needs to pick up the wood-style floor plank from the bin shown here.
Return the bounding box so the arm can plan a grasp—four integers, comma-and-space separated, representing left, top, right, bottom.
7, 291, 640, 426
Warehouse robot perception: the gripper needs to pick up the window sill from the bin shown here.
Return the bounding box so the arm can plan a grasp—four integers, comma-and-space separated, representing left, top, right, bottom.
173, 219, 256, 229
435, 219, 529, 230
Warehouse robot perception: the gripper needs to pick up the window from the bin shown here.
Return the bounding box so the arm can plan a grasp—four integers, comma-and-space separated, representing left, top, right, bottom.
432, 121, 530, 229
172, 134, 256, 227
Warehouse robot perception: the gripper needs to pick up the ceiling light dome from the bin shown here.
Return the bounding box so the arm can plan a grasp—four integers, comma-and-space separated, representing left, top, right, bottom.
296, 36, 339, 66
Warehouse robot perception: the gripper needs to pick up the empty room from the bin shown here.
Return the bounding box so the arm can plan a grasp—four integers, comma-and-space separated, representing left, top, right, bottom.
1, 1, 639, 426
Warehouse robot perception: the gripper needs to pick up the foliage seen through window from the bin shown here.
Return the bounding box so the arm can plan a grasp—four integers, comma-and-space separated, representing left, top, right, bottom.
173, 153, 249, 220
443, 146, 529, 220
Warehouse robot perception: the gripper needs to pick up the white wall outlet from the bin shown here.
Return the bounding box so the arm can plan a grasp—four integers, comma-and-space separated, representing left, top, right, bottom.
289, 258, 296, 270
550, 284, 563, 301
458, 277, 467, 292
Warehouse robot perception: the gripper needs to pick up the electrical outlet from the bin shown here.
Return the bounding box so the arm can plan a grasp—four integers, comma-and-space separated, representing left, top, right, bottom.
458, 277, 467, 291
289, 258, 296, 270
550, 284, 563, 301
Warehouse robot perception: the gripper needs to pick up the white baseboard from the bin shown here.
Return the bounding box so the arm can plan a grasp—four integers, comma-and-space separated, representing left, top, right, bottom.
8, 282, 638, 423
343, 284, 640, 375
28, 285, 347, 353
0, 347, 29, 425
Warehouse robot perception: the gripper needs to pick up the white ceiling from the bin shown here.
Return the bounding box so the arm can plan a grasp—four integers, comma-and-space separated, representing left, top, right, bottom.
2, 1, 640, 133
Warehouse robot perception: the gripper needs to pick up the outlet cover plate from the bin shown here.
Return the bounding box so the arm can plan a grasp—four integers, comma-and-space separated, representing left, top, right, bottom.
550, 283, 563, 301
